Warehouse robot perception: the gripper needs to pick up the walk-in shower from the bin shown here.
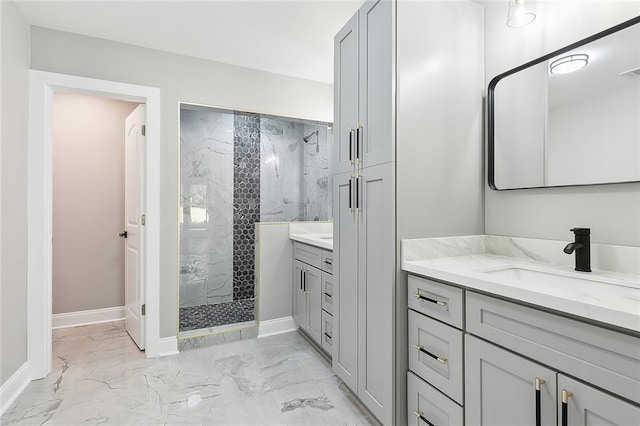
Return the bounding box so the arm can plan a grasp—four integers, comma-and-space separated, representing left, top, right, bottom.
179, 104, 332, 336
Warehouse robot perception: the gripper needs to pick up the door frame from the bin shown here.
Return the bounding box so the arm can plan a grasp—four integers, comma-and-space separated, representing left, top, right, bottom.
28, 71, 162, 379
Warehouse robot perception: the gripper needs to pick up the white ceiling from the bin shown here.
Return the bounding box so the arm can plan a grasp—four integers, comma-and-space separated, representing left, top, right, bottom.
14, 0, 363, 84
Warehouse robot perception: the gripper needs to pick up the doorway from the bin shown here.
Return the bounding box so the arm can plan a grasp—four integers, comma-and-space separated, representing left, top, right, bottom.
28, 71, 163, 381
51, 93, 144, 349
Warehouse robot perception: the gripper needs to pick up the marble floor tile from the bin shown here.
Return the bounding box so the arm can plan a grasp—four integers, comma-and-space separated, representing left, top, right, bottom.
1, 322, 372, 426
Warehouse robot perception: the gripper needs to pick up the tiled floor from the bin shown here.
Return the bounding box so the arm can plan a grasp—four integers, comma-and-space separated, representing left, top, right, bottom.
1, 322, 372, 425
179, 299, 255, 332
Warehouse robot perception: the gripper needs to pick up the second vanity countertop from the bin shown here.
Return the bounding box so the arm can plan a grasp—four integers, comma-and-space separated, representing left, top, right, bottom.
402, 235, 640, 334
290, 233, 333, 251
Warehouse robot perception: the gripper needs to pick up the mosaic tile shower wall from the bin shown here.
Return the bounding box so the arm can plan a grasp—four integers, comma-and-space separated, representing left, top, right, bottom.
232, 112, 261, 301
179, 104, 332, 333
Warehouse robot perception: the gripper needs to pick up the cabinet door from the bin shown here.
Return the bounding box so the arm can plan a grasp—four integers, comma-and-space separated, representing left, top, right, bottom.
357, 163, 394, 424
559, 374, 640, 426
293, 260, 306, 329
305, 266, 322, 345
358, 0, 393, 167
332, 171, 359, 391
466, 335, 556, 426
334, 13, 359, 175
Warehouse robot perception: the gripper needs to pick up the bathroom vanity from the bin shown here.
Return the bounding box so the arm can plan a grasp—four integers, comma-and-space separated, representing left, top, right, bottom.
289, 235, 334, 357
402, 236, 640, 426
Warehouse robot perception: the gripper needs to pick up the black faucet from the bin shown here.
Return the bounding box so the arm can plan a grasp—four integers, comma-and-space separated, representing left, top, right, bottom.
564, 228, 591, 272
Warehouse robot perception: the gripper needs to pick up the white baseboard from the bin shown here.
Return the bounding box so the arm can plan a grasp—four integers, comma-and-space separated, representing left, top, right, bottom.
52, 306, 125, 329
258, 316, 298, 338
0, 362, 31, 416
158, 336, 179, 357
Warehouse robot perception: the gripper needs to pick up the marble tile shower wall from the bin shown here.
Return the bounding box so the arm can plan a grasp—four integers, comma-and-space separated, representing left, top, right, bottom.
180, 105, 332, 316
180, 108, 234, 308
260, 118, 332, 222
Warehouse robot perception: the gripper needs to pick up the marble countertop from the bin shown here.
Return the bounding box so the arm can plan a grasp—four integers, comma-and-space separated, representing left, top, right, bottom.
290, 233, 333, 251
401, 236, 640, 333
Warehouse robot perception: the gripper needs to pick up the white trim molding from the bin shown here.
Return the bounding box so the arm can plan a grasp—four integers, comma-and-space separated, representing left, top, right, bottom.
258, 316, 298, 338
28, 71, 162, 380
52, 307, 125, 329
0, 362, 31, 416
158, 337, 179, 357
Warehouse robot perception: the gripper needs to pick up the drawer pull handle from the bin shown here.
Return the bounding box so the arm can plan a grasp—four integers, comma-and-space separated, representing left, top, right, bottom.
413, 411, 435, 426
324, 260, 333, 265
535, 378, 546, 426
413, 293, 447, 307
414, 344, 447, 364
561, 390, 573, 426
324, 332, 332, 340
323, 292, 332, 299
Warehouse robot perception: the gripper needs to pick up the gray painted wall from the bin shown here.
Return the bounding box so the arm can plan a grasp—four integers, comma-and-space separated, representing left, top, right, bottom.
52, 93, 139, 314
1, 0, 30, 385
483, 1, 640, 246
255, 223, 293, 322
396, 0, 485, 240
31, 27, 333, 338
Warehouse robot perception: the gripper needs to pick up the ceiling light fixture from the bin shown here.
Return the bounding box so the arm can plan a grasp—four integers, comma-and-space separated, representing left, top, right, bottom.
507, 0, 536, 28
549, 54, 589, 75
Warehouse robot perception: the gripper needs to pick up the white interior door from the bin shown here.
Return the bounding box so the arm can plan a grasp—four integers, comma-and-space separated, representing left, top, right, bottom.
124, 104, 145, 350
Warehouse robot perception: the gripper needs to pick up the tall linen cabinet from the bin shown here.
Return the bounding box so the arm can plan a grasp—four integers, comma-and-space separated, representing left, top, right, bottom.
332, 1, 485, 424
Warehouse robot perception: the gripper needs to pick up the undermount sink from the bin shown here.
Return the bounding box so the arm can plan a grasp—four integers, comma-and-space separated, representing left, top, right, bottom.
482, 266, 634, 289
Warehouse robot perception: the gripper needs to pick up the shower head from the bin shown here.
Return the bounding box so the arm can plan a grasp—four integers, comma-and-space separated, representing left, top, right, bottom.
303, 130, 319, 143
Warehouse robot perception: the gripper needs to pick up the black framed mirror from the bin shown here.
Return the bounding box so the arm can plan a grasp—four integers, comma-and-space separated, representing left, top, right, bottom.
488, 15, 640, 190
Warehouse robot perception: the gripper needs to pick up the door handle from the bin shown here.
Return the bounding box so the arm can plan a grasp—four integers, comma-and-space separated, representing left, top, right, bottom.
119, 231, 128, 238
348, 175, 353, 212
356, 126, 362, 164
355, 175, 360, 213
535, 378, 545, 426
303, 270, 307, 292
561, 389, 573, 426
300, 269, 303, 291
349, 128, 355, 165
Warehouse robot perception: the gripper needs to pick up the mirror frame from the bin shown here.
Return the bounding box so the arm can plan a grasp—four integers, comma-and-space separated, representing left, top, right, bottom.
487, 15, 640, 191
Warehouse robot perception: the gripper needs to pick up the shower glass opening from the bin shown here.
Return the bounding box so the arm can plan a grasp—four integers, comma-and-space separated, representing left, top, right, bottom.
179, 103, 332, 335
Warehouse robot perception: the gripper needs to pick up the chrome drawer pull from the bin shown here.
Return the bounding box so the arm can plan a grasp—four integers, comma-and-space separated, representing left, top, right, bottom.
413, 293, 447, 307
323, 292, 332, 298
414, 344, 448, 364
414, 411, 435, 426
324, 332, 332, 340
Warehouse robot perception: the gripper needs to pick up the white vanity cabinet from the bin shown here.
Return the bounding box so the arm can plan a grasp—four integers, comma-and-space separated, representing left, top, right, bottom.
293, 242, 333, 354
406, 273, 640, 426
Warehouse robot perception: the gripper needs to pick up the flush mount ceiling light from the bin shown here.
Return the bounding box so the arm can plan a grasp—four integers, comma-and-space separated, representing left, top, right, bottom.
549, 54, 589, 74
507, 0, 536, 28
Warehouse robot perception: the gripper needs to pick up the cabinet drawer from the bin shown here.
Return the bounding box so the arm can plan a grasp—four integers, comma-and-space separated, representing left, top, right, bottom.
409, 310, 464, 405
321, 272, 334, 315
321, 250, 334, 274
467, 291, 640, 404
321, 309, 333, 355
294, 242, 322, 269
408, 371, 463, 426
408, 275, 464, 329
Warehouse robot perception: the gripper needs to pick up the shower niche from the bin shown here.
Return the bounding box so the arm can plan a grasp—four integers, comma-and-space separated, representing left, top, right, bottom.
179, 103, 332, 337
